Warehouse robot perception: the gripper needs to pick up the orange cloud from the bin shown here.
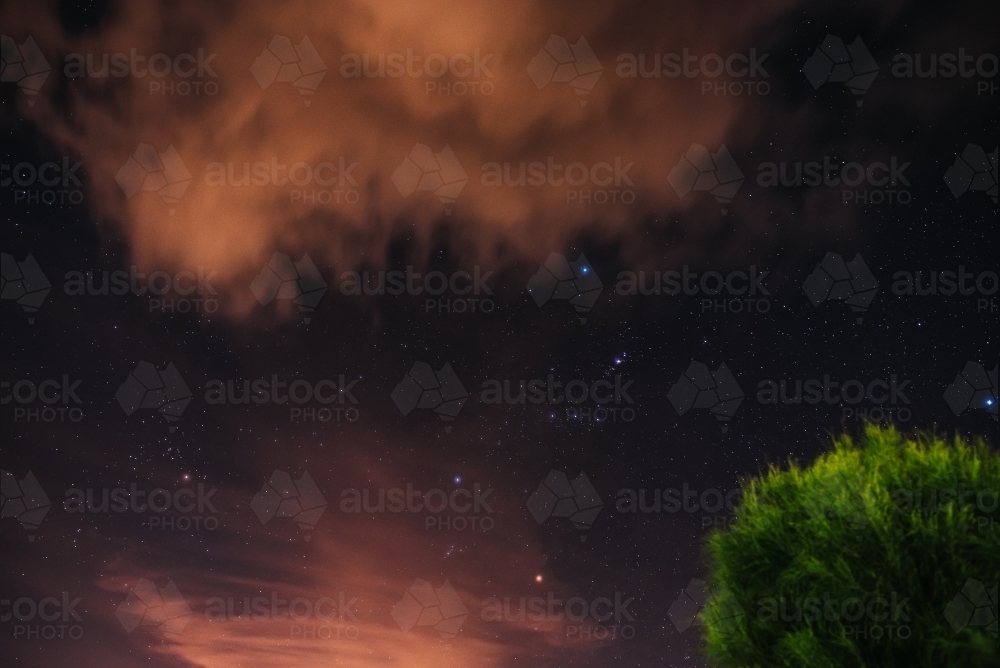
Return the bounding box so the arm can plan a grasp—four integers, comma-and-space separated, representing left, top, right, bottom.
4, 0, 811, 316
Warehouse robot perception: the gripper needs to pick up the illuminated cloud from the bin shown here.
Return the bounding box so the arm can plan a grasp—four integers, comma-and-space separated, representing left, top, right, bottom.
2, 0, 810, 308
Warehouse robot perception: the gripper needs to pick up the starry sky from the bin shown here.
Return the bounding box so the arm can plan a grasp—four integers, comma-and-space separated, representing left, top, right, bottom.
1, 0, 997, 666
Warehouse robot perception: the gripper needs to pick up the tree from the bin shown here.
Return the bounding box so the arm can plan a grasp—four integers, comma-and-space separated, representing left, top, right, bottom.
702, 425, 999, 667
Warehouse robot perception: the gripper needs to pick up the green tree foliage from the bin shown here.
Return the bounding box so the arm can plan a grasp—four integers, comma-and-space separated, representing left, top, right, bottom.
703, 425, 999, 667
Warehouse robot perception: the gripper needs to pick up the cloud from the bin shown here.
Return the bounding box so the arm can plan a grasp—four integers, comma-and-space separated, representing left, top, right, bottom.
4, 0, 812, 313
48, 443, 604, 667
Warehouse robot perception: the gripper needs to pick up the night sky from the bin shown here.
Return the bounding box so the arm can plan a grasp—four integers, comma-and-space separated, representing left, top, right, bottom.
1, 0, 997, 666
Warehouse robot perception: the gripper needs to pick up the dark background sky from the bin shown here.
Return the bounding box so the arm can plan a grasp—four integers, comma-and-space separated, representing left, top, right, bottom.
2, 0, 997, 666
